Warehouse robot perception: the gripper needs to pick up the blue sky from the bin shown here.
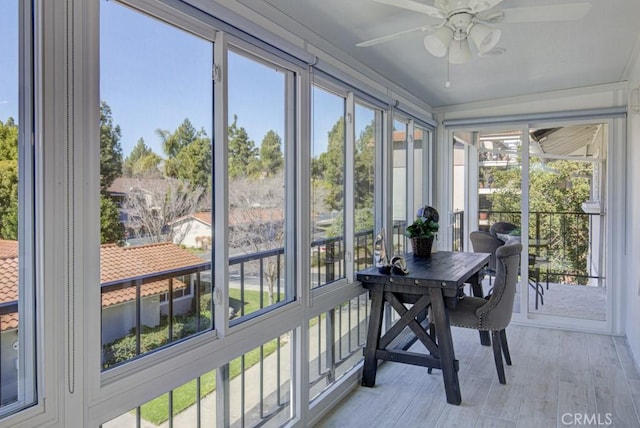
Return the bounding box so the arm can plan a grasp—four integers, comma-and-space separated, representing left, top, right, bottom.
1, 0, 359, 158
0, 1, 18, 123
100, 0, 338, 157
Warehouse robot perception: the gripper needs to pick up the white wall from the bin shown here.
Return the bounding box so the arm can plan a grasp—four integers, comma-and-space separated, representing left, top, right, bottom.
625, 53, 640, 370
1, 330, 18, 404
173, 219, 211, 248
101, 296, 161, 345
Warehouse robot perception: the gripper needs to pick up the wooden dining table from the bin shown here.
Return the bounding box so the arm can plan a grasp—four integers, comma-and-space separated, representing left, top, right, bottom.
356, 251, 490, 405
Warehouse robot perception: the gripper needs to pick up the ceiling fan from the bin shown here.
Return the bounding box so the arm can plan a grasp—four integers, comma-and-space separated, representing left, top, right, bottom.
357, 0, 592, 64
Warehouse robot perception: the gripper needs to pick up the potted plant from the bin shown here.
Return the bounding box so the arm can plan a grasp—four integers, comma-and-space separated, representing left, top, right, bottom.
406, 206, 439, 257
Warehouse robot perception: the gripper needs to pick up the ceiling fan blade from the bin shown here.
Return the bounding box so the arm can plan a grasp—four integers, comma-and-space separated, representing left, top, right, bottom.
469, 0, 505, 13
500, 3, 592, 23
356, 25, 433, 47
371, 0, 446, 18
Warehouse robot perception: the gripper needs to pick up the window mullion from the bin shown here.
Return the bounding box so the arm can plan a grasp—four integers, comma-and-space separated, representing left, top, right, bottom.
345, 93, 355, 280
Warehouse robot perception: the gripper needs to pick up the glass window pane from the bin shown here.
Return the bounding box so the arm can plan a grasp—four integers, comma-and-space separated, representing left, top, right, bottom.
478, 129, 522, 314
228, 333, 291, 427
310, 86, 346, 288
227, 50, 290, 320
391, 119, 408, 254
478, 130, 522, 228
451, 133, 467, 251
353, 103, 376, 272
100, 0, 214, 369
413, 125, 425, 208
102, 368, 217, 427
0, 0, 36, 413
528, 124, 606, 319
308, 293, 369, 402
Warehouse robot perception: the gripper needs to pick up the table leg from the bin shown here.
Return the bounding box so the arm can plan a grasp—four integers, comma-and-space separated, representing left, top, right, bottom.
362, 285, 385, 387
469, 272, 491, 346
430, 288, 461, 405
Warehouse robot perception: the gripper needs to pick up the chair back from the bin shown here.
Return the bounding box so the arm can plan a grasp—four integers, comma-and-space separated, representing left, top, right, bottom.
469, 230, 504, 271
489, 221, 518, 238
476, 239, 522, 330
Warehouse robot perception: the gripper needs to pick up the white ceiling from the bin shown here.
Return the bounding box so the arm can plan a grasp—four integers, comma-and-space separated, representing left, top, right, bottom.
238, 0, 640, 108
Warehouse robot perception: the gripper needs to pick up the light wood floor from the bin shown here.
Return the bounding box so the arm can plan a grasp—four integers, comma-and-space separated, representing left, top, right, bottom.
315, 324, 640, 428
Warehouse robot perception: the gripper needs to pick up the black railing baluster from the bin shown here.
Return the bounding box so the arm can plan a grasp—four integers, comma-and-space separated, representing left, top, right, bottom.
259, 258, 264, 309
136, 279, 141, 356
240, 263, 245, 317
168, 278, 174, 342
195, 272, 201, 332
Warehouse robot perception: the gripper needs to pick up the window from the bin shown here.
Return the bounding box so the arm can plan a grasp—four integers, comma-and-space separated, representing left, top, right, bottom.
100, 0, 214, 368
227, 49, 293, 320
308, 293, 369, 401
353, 102, 377, 272
0, 0, 36, 414
392, 118, 408, 253
310, 85, 346, 288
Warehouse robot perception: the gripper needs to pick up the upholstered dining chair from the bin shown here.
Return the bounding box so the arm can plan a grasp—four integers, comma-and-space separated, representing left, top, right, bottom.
469, 230, 504, 286
448, 239, 522, 384
489, 221, 518, 240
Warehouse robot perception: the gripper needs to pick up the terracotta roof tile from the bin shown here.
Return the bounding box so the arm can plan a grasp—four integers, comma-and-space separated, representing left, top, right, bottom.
1, 312, 19, 331
0, 240, 205, 331
192, 211, 211, 225
173, 208, 284, 229
100, 242, 205, 283
101, 278, 187, 308
0, 255, 19, 304
0, 240, 18, 259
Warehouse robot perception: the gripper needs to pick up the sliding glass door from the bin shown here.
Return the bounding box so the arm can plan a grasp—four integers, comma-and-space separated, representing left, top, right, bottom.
526, 123, 607, 320
451, 122, 608, 322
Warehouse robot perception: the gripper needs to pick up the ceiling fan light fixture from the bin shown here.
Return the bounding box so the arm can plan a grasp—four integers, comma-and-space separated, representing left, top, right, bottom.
424, 27, 453, 57
469, 23, 501, 54
448, 37, 472, 64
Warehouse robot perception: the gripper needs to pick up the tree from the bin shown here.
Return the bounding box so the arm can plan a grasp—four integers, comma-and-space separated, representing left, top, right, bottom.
487, 157, 594, 283
228, 115, 259, 178
99, 101, 125, 244
124, 178, 203, 243
318, 117, 345, 211
157, 118, 199, 159
354, 121, 375, 232
123, 138, 161, 178
0, 118, 19, 240
100, 102, 123, 192
174, 135, 212, 190
228, 171, 285, 305
0, 117, 18, 161
0, 161, 18, 240
100, 195, 124, 244
259, 130, 283, 176
156, 119, 211, 189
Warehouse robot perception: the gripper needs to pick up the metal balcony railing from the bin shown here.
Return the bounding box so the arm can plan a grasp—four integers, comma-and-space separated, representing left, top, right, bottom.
479, 210, 604, 285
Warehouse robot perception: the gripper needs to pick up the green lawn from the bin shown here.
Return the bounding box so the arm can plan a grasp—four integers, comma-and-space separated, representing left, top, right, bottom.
137, 289, 284, 425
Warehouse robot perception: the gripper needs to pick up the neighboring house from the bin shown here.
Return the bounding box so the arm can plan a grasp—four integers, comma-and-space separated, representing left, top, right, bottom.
172, 208, 284, 248
107, 177, 174, 240
107, 177, 170, 207
171, 211, 212, 249
100, 242, 207, 344
0, 239, 206, 403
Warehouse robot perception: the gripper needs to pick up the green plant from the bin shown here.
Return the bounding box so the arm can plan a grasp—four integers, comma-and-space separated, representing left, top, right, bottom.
406, 205, 439, 239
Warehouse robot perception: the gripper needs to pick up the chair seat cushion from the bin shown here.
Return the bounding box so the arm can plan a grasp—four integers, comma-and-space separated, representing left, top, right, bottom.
448, 296, 488, 330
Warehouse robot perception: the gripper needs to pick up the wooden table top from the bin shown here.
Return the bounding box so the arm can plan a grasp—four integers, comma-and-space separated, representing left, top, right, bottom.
356, 251, 490, 290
